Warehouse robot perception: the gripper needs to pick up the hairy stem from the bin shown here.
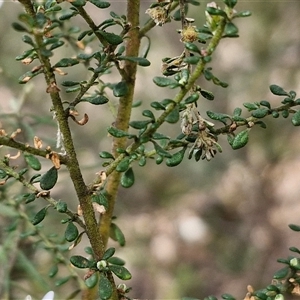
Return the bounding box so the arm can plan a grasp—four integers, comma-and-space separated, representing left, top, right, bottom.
17, 0, 104, 261
99, 0, 141, 248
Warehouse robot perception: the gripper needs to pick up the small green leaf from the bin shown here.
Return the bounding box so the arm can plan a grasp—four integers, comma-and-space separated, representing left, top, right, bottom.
16, 49, 35, 61
260, 100, 271, 108
70, 255, 91, 269
270, 84, 290, 96
55, 276, 71, 286
251, 108, 269, 118
18, 71, 41, 84
273, 266, 289, 279
65, 222, 79, 242
129, 120, 152, 129
61, 80, 80, 87
12, 22, 29, 32
255, 120, 267, 129
77, 30, 91, 41
234, 10, 251, 18
31, 207, 48, 225
58, 12, 78, 21
24, 153, 41, 171
292, 110, 300, 126
200, 89, 214, 101
165, 106, 180, 123
224, 22, 238, 36
224, 0, 237, 8
113, 81, 129, 97
289, 224, 300, 232
289, 247, 300, 254
40, 166, 58, 190
24, 193, 36, 204
153, 76, 178, 87
142, 109, 155, 120
19, 168, 28, 176
118, 56, 151, 67
166, 148, 186, 167
231, 129, 249, 150
207, 110, 231, 124
99, 273, 113, 300
89, 0, 110, 8
84, 94, 109, 105
206, 6, 227, 17
152, 141, 172, 158
102, 247, 115, 260
107, 126, 131, 138
121, 167, 135, 188
53, 58, 79, 68
233, 107, 242, 116
85, 272, 98, 288
221, 294, 236, 300
151, 101, 167, 111
66, 86, 81, 93
99, 151, 114, 159
272, 111, 279, 118
243, 102, 259, 111
92, 193, 109, 209
290, 257, 300, 270
109, 265, 132, 280
0, 169, 7, 179
156, 155, 164, 165
116, 157, 130, 172
110, 223, 126, 246
139, 156, 147, 167
282, 110, 289, 118
185, 42, 201, 54
22, 35, 34, 46
71, 0, 86, 6
56, 201, 68, 213
98, 30, 123, 45
183, 93, 199, 105
152, 132, 169, 140
48, 264, 59, 278
108, 257, 125, 266
183, 56, 200, 64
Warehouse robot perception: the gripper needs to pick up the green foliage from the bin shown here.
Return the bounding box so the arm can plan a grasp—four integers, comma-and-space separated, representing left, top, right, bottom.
2, 0, 300, 299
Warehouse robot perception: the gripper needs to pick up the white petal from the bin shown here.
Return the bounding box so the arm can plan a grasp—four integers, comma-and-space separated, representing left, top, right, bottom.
42, 291, 54, 300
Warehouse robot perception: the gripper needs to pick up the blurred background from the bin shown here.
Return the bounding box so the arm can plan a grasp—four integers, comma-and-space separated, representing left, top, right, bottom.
1, 0, 300, 299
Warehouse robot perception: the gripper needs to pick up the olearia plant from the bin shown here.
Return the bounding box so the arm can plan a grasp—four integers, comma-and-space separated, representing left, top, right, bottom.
2, 0, 300, 299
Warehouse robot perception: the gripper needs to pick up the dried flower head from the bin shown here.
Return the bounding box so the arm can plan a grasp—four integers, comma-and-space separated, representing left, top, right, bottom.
146, 5, 170, 26
34, 136, 43, 149
161, 51, 187, 76
180, 25, 198, 43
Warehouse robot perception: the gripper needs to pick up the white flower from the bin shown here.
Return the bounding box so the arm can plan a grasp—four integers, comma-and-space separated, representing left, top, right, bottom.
25, 291, 55, 300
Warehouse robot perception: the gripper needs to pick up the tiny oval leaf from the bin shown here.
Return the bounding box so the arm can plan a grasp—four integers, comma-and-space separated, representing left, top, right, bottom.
70, 255, 91, 269
231, 129, 249, 150
24, 153, 41, 171
102, 247, 116, 260
65, 222, 79, 242
292, 110, 300, 126
113, 81, 129, 97
85, 272, 98, 288
110, 223, 126, 246
109, 265, 132, 280
99, 273, 113, 300
40, 166, 58, 190
31, 207, 48, 225
166, 148, 186, 167
121, 167, 135, 188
